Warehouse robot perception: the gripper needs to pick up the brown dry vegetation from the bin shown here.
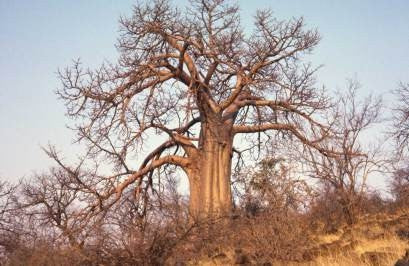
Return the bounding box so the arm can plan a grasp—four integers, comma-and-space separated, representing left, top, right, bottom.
2, 1, 409, 265
184, 205, 409, 266
1, 168, 409, 265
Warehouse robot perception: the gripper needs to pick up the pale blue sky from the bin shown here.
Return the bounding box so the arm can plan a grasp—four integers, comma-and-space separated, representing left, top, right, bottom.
0, 0, 408, 182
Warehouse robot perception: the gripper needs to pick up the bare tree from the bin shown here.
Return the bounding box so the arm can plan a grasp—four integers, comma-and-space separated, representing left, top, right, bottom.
0, 164, 198, 265
393, 82, 409, 154
305, 83, 384, 224
391, 166, 409, 206
391, 81, 409, 208
20, 168, 90, 250
0, 181, 16, 231
234, 157, 312, 216
56, 0, 340, 219
0, 181, 19, 258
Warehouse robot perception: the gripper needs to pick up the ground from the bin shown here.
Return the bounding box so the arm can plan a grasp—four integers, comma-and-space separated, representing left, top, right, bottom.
185, 209, 409, 266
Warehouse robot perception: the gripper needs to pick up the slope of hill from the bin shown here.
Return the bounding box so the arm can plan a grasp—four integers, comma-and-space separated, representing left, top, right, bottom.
187, 210, 409, 266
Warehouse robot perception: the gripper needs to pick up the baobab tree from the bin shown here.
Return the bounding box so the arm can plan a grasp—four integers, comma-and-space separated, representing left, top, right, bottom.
56, 0, 337, 219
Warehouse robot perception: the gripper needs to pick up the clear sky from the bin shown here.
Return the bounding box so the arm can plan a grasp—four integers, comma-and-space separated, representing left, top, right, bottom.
1, 0, 408, 184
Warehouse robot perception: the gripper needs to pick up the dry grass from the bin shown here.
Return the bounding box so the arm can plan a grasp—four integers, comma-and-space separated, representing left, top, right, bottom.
187, 234, 408, 266
316, 232, 342, 245
354, 236, 407, 255
309, 212, 409, 266
312, 237, 407, 266
218, 211, 409, 266
313, 251, 365, 266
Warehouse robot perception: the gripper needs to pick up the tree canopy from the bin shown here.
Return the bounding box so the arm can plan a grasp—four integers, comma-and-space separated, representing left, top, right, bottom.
56, 0, 351, 218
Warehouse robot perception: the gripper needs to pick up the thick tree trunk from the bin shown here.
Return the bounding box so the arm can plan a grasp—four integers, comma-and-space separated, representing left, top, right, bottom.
188, 120, 233, 220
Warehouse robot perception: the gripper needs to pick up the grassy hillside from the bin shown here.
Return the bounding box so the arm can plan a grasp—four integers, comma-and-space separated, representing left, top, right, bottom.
187, 210, 409, 266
